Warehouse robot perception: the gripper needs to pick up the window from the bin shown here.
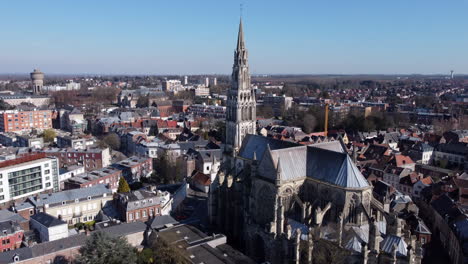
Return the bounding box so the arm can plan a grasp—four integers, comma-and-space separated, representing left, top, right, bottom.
45, 170, 50, 174
29, 209, 34, 215
135, 212, 140, 219
75, 199, 79, 203
62, 201, 66, 205
87, 196, 91, 200
128, 213, 133, 221
46, 183, 51, 187
142, 211, 147, 217
45, 163, 49, 168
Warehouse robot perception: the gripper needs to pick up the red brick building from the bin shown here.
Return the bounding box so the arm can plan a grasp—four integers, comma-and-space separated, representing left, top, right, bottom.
116, 189, 172, 223
0, 221, 23, 252
0, 110, 52, 132
42, 147, 111, 171
63, 167, 122, 192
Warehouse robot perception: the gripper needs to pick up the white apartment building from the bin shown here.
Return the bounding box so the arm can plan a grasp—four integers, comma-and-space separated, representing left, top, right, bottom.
0, 153, 59, 203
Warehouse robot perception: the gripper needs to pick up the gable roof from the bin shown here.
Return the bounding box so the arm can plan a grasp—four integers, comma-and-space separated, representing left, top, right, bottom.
238, 135, 300, 160
380, 235, 408, 257
306, 147, 370, 188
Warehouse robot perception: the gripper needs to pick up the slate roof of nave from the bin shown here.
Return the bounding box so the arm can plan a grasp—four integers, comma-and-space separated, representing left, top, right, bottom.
306, 147, 370, 188
238, 134, 300, 160
239, 135, 369, 189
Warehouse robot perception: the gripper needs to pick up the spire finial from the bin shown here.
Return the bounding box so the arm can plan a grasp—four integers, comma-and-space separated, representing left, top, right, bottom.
240, 3, 243, 19
236, 16, 245, 51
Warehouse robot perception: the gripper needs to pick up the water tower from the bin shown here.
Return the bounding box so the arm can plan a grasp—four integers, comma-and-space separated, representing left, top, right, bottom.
30, 69, 44, 94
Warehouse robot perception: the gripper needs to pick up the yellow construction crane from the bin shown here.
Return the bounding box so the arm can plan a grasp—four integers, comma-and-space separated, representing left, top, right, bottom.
324, 103, 329, 137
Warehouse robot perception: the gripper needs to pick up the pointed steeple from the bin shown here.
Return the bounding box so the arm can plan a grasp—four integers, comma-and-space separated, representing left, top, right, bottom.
276, 157, 282, 186
236, 19, 245, 52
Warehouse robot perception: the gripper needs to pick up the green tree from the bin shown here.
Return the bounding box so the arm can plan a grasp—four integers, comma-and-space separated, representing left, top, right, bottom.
150, 236, 188, 264
303, 114, 317, 133
117, 177, 131, 193
136, 95, 150, 107
76, 231, 137, 264
0, 100, 13, 110
103, 133, 121, 150
42, 129, 57, 143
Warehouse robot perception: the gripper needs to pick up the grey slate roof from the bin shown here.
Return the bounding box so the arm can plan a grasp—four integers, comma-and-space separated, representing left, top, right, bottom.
0, 234, 87, 264
238, 134, 300, 160
245, 135, 368, 188
380, 235, 408, 257
0, 210, 27, 224
310, 140, 347, 153
269, 146, 307, 182
149, 215, 178, 229
29, 184, 111, 207
99, 221, 147, 237
30, 212, 66, 228
306, 147, 370, 188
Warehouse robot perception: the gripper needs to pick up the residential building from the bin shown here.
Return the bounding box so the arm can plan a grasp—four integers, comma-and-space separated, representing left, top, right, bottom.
261, 94, 293, 116
350, 105, 372, 118
188, 103, 226, 118
0, 153, 59, 204
25, 184, 113, 225
58, 166, 85, 187
56, 135, 95, 149
433, 143, 468, 167
42, 147, 111, 171
0, 220, 23, 252
193, 85, 210, 97
0, 110, 52, 132
116, 189, 172, 223
63, 166, 121, 192
0, 133, 16, 147
329, 105, 350, 127
30, 212, 68, 242
111, 156, 152, 183
162, 80, 183, 93
15, 134, 44, 149
408, 142, 434, 165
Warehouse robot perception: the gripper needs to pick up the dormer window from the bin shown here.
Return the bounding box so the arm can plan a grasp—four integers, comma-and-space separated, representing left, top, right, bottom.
3, 230, 6, 235
148, 199, 153, 203
62, 201, 66, 205
13, 255, 19, 262
87, 196, 91, 200
75, 199, 79, 203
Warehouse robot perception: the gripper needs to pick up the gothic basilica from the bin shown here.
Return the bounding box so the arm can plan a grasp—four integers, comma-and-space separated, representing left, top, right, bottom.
209, 20, 423, 264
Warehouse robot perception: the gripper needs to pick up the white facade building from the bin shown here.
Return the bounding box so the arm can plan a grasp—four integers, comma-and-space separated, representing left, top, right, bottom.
0, 154, 59, 203
30, 213, 68, 242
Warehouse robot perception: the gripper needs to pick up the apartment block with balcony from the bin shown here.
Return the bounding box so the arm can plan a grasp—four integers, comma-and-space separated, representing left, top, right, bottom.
0, 153, 59, 204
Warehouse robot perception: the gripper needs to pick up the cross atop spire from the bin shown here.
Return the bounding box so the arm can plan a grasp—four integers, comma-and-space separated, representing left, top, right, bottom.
236, 18, 245, 52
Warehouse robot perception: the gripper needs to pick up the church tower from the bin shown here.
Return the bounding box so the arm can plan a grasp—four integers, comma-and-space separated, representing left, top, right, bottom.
225, 19, 256, 156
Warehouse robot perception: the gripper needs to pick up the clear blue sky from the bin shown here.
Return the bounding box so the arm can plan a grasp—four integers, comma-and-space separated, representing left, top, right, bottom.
1, 0, 467, 75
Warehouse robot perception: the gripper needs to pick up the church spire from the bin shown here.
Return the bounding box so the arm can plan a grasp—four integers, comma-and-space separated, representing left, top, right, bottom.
237, 19, 245, 52
224, 19, 256, 157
